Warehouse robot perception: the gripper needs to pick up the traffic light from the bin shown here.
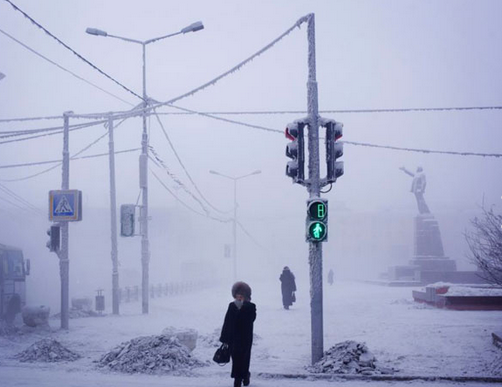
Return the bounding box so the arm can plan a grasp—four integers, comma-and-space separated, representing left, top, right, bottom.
306, 199, 328, 242
324, 119, 344, 183
285, 121, 306, 183
120, 204, 136, 237
46, 224, 60, 252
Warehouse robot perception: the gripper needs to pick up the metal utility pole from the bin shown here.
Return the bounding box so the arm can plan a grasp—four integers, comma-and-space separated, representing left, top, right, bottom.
139, 43, 150, 315
306, 14, 324, 365
209, 169, 261, 280
60, 111, 72, 330
232, 180, 237, 280
107, 115, 119, 315
85, 21, 204, 315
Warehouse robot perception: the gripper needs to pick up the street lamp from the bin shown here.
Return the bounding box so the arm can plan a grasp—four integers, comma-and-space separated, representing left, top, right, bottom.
209, 169, 262, 280
86, 21, 204, 315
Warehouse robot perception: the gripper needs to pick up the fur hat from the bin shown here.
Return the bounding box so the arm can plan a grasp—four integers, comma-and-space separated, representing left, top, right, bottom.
232, 281, 252, 301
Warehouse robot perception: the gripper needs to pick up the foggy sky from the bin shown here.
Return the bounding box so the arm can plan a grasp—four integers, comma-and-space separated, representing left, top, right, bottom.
0, 1, 501, 310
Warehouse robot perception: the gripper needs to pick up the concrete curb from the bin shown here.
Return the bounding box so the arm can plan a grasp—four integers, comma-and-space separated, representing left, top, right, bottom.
258, 372, 502, 384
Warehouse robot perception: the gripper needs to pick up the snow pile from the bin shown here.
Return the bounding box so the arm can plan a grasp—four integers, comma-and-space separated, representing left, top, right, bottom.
98, 334, 206, 374
446, 286, 502, 297
198, 328, 221, 348
161, 327, 198, 351
52, 308, 100, 319
14, 339, 80, 362
308, 341, 394, 375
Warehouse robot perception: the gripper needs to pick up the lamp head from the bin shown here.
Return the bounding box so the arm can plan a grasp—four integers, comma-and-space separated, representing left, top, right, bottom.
86, 27, 108, 37
181, 21, 204, 34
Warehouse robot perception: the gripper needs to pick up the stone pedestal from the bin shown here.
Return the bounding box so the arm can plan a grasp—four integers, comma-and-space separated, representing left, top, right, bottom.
414, 215, 444, 257
409, 257, 457, 272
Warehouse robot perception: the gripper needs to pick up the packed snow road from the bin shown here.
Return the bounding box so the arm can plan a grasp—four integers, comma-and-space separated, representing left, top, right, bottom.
0, 281, 500, 387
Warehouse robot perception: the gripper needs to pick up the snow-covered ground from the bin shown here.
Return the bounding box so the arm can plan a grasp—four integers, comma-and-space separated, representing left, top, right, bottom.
0, 280, 501, 386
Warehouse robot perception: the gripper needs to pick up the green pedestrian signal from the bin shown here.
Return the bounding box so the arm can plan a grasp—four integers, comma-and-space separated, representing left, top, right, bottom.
306, 199, 328, 242
308, 221, 326, 241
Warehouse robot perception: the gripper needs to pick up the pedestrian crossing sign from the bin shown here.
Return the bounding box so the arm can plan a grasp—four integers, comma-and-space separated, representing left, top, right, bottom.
49, 190, 82, 221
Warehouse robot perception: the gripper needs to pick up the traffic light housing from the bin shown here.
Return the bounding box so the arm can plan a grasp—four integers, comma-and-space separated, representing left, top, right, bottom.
46, 225, 60, 252
306, 199, 328, 242
324, 119, 344, 183
120, 204, 135, 237
285, 121, 306, 184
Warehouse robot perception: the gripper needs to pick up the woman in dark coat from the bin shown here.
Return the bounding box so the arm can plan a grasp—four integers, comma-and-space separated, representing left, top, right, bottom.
220, 281, 257, 387
280, 266, 296, 309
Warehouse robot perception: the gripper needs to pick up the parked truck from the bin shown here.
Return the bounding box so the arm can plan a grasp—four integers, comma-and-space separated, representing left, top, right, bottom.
0, 243, 30, 325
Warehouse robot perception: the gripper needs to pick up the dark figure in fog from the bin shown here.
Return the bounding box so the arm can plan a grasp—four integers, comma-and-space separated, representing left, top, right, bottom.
280, 266, 297, 310
399, 166, 431, 214
328, 269, 334, 286
220, 282, 256, 387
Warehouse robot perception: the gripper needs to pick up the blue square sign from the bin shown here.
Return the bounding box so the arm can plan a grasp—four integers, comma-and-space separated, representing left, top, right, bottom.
49, 190, 82, 221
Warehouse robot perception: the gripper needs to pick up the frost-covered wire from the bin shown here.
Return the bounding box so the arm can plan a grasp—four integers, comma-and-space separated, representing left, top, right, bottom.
0, 28, 135, 106
47, 14, 311, 122
0, 120, 105, 144
0, 120, 103, 138
150, 14, 310, 109
164, 104, 282, 134
0, 182, 44, 216
343, 141, 502, 158
0, 148, 140, 169
0, 115, 133, 181
3, 0, 143, 101
148, 147, 211, 215
153, 109, 229, 214
237, 220, 267, 250
150, 167, 230, 223
155, 105, 502, 116
0, 115, 63, 123
159, 106, 502, 158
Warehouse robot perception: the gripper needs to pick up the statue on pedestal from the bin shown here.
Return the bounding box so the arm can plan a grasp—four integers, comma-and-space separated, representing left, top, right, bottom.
399, 166, 430, 214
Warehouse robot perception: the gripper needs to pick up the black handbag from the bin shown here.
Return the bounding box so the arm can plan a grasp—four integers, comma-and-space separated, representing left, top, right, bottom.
213, 343, 230, 365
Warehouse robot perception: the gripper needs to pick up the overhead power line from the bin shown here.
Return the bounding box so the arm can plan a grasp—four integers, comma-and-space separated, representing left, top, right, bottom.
152, 109, 228, 214
156, 105, 502, 116
150, 167, 230, 223
0, 28, 134, 106
0, 182, 44, 216
148, 147, 212, 215
0, 114, 63, 123
0, 148, 140, 169
158, 105, 502, 158
0, 120, 121, 182
4, 0, 143, 101
48, 14, 311, 122
0, 120, 103, 145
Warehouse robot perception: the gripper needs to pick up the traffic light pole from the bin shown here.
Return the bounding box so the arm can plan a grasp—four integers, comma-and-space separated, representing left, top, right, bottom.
306, 14, 324, 365
233, 179, 237, 280
107, 115, 120, 315
60, 111, 71, 330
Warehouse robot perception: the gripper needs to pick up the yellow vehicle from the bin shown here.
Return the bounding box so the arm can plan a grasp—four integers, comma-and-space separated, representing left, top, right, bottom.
0, 244, 30, 325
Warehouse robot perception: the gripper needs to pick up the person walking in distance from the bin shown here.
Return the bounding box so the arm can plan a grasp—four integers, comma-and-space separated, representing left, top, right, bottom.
280, 266, 297, 310
220, 282, 257, 387
328, 268, 334, 286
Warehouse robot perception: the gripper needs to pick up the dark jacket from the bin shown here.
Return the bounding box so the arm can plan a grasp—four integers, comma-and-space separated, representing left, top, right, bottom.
280, 269, 297, 307
220, 301, 257, 379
